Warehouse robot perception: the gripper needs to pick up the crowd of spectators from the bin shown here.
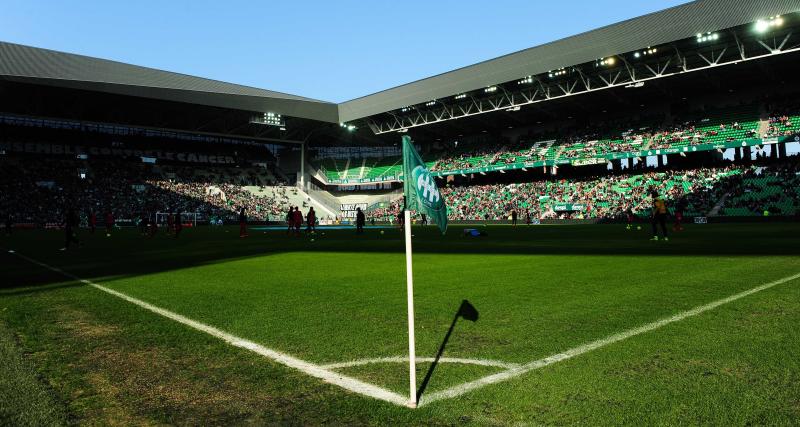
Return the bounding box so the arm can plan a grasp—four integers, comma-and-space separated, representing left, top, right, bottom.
389, 163, 797, 221
720, 162, 800, 215
5, 153, 796, 228
367, 163, 795, 222
765, 104, 800, 137
0, 156, 294, 225
424, 107, 775, 173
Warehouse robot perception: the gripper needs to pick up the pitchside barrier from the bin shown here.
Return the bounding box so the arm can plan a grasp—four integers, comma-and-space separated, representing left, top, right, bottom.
155, 212, 198, 227
369, 217, 799, 226
4, 216, 797, 230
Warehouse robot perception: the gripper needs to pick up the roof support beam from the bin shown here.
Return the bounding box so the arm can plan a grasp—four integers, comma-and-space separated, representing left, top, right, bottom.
368, 44, 800, 134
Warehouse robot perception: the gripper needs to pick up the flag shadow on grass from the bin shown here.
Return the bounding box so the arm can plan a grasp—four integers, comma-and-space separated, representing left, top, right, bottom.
416, 299, 479, 402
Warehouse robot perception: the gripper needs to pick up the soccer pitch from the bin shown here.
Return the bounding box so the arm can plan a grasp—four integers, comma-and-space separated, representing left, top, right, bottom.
2, 223, 800, 425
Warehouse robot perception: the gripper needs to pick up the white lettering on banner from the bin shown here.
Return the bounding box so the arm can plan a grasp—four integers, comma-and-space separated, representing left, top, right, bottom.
0, 142, 242, 165
340, 203, 369, 219
340, 203, 368, 211
416, 169, 440, 204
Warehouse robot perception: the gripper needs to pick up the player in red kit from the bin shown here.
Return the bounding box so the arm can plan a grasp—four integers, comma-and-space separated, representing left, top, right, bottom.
89, 210, 97, 234
60, 207, 81, 251
104, 210, 114, 237
292, 207, 303, 236
239, 207, 248, 238
306, 207, 316, 234
673, 197, 687, 232
174, 210, 183, 239
167, 211, 175, 236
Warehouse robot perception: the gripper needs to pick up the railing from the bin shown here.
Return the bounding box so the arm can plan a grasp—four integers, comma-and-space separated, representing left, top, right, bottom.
365, 191, 404, 212
303, 181, 343, 217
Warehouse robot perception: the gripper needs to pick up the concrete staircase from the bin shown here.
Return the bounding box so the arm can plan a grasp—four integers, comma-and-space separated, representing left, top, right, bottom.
708, 192, 730, 217
757, 119, 771, 138
243, 186, 338, 220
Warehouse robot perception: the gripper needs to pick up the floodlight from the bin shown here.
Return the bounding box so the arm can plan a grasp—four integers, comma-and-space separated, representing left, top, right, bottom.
755, 19, 769, 33
252, 112, 284, 127
697, 33, 719, 43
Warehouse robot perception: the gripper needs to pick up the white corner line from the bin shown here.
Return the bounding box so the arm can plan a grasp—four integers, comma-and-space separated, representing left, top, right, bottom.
7, 251, 409, 407
418, 271, 800, 406
322, 356, 520, 370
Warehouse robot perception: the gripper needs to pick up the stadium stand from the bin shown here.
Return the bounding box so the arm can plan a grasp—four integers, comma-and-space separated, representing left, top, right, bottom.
4, 99, 799, 227
314, 104, 776, 181
766, 108, 800, 137
366, 159, 799, 222
0, 155, 316, 225
318, 155, 414, 182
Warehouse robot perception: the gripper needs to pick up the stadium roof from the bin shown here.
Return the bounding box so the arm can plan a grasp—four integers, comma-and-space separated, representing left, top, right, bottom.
0, 41, 339, 123
337, 0, 800, 122
3, 0, 800, 131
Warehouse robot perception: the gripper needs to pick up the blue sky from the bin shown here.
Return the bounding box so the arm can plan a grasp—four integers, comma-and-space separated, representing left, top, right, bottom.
0, 0, 690, 102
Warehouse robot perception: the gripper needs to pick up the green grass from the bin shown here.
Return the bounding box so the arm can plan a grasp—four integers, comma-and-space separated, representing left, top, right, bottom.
0, 321, 69, 426
1, 223, 800, 425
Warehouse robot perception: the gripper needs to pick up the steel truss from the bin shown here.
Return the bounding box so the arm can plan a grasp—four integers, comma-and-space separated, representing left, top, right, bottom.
366, 28, 799, 135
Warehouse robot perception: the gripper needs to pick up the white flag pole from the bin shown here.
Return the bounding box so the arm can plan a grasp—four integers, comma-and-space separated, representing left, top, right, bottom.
403, 209, 417, 408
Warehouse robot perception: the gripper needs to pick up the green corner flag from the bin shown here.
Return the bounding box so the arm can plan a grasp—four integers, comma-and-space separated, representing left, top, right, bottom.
402, 135, 447, 234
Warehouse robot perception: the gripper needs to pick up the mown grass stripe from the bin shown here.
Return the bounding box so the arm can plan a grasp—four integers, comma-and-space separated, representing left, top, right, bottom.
420, 271, 800, 405
7, 250, 410, 407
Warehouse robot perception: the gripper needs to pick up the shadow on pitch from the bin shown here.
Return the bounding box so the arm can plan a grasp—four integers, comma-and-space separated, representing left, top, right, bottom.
416, 299, 479, 402
2, 222, 800, 294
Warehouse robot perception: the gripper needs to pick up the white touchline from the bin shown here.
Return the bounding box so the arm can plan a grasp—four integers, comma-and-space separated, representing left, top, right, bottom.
7, 251, 409, 407
418, 271, 800, 406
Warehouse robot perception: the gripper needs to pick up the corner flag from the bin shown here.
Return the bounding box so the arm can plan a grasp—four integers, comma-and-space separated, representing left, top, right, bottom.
400, 135, 449, 408
402, 135, 448, 234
